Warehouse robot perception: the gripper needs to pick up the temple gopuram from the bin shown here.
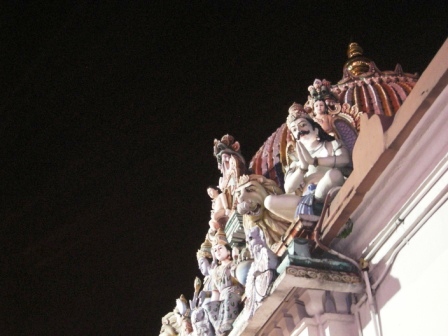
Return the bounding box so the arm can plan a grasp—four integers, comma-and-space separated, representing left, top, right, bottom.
159, 40, 448, 336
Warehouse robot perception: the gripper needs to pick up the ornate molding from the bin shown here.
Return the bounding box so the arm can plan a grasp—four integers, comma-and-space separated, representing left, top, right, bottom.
286, 266, 362, 285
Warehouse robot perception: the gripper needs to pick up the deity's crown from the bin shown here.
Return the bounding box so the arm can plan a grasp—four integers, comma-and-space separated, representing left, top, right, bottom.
286, 103, 311, 125
237, 174, 251, 187
196, 238, 213, 259
213, 228, 228, 246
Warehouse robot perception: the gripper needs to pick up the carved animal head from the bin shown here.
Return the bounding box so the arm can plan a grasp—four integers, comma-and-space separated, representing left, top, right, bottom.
235, 175, 289, 250
235, 175, 278, 221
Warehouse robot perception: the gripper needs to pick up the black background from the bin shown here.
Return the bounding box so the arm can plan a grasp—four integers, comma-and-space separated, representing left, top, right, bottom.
1, 1, 446, 335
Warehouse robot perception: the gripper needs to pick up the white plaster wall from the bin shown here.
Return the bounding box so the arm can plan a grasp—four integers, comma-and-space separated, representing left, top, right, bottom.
359, 200, 448, 335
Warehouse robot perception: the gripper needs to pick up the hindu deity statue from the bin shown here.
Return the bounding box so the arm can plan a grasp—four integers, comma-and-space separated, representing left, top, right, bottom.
213, 134, 246, 195
190, 238, 215, 336
204, 229, 244, 336
159, 307, 182, 336
235, 174, 290, 251
207, 186, 230, 232
243, 226, 279, 318
306, 79, 341, 135
264, 103, 351, 225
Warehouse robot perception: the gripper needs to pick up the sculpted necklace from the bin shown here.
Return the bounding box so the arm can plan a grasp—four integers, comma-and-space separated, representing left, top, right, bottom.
309, 142, 324, 155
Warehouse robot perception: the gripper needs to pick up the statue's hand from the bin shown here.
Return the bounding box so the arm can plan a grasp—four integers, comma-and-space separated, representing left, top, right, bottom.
197, 291, 206, 306
198, 290, 211, 306
176, 298, 187, 315
297, 141, 314, 166
295, 142, 309, 170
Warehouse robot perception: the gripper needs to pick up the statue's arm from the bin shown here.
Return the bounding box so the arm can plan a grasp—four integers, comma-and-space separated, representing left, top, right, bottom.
210, 289, 220, 301
315, 141, 350, 168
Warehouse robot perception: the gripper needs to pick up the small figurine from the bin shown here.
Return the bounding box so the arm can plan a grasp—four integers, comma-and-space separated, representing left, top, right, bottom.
204, 229, 243, 336
207, 186, 230, 231
190, 239, 215, 336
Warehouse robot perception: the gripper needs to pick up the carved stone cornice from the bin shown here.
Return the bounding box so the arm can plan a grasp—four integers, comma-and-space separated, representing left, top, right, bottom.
285, 266, 362, 287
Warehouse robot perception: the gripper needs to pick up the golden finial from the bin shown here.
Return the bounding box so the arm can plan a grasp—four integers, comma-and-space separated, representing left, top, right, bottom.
344, 42, 372, 77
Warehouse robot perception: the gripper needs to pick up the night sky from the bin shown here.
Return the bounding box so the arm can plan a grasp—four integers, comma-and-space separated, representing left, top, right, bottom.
1, 2, 446, 335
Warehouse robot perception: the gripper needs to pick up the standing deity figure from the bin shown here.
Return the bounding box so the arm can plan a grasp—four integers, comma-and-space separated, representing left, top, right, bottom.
204, 229, 244, 336
264, 103, 351, 224
190, 239, 215, 336
243, 226, 279, 318
207, 186, 230, 232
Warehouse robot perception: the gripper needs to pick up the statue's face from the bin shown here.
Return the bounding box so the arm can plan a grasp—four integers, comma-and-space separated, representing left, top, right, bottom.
289, 118, 318, 143
182, 320, 193, 333
235, 180, 268, 220
246, 226, 264, 251
213, 244, 230, 261
198, 257, 210, 276
220, 153, 231, 174
207, 187, 219, 199
313, 100, 326, 115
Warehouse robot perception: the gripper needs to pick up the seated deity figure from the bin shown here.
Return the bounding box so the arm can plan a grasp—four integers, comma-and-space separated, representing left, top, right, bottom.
207, 186, 231, 231
264, 103, 351, 223
307, 79, 340, 135
204, 229, 244, 336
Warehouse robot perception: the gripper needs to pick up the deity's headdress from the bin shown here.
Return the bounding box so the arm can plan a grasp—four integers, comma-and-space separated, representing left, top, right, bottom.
236, 174, 251, 188
286, 102, 313, 126
213, 134, 246, 168
196, 238, 213, 260
213, 228, 229, 246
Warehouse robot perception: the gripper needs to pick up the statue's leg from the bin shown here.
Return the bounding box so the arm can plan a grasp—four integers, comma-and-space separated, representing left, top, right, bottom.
315, 169, 344, 202
264, 194, 301, 222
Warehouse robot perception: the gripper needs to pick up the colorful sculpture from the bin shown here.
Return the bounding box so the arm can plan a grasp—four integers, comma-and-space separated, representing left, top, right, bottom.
213, 134, 246, 194
305, 78, 361, 153
190, 239, 215, 336
158, 42, 420, 335
235, 174, 290, 251
204, 229, 244, 336
159, 308, 182, 336
207, 186, 230, 232
243, 226, 279, 318
264, 103, 351, 225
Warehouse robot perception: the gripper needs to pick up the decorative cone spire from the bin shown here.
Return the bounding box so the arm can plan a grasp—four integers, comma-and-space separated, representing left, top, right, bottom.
343, 42, 372, 76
